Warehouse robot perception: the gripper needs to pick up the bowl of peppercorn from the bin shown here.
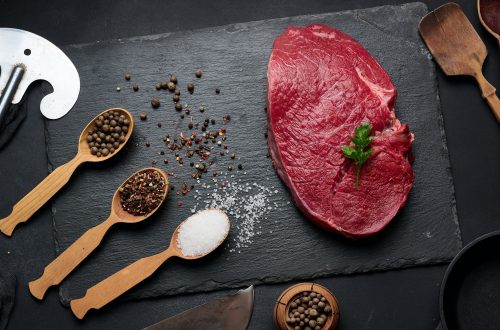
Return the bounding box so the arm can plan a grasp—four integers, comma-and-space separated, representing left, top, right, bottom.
274, 283, 340, 330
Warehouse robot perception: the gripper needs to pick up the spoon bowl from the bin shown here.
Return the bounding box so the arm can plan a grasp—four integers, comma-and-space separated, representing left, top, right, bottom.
78, 108, 135, 162
70, 209, 230, 319
111, 167, 169, 223
29, 168, 169, 300
0, 107, 135, 236
169, 209, 231, 260
478, 0, 500, 47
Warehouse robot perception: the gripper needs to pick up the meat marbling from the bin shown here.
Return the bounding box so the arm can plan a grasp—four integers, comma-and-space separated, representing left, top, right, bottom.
267, 24, 414, 238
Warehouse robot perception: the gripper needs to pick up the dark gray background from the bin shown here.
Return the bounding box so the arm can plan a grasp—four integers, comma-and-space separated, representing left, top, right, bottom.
0, 0, 498, 329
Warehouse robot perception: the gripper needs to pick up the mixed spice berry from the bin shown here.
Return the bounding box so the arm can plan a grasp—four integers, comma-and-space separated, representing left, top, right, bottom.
119, 169, 166, 216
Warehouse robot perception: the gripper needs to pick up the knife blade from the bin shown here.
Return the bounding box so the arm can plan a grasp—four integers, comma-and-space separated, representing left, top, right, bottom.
143, 286, 254, 330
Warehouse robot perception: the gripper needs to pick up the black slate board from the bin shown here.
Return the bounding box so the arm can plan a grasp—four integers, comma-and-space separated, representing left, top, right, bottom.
45, 2, 461, 304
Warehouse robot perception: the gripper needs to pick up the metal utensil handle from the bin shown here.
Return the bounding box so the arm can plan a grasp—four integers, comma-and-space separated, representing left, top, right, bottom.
0, 65, 25, 128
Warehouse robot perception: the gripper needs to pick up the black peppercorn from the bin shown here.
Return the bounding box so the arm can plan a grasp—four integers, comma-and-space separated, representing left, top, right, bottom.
175, 103, 182, 111
215, 88, 220, 94
125, 74, 131, 81
133, 84, 139, 91
173, 94, 180, 102
187, 83, 194, 93
195, 68, 202, 78
170, 75, 178, 84
155, 82, 161, 90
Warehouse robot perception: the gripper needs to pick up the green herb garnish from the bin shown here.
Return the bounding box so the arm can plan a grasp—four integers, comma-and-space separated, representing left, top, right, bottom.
341, 123, 374, 190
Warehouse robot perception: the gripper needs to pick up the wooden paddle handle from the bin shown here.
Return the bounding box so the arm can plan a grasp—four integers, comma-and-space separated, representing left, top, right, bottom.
29, 218, 115, 300
70, 248, 174, 319
0, 154, 85, 237
475, 72, 500, 122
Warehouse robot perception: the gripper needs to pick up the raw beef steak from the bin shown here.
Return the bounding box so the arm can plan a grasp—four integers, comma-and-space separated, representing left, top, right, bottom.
267, 24, 414, 238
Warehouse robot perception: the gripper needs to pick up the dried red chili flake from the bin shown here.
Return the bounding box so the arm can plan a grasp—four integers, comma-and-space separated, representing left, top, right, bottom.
119, 169, 166, 216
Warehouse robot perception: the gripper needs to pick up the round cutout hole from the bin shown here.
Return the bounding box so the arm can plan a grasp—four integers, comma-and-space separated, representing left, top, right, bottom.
24, 49, 31, 56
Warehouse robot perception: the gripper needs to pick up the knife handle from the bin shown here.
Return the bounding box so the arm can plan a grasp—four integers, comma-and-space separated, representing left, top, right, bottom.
28, 216, 116, 300
475, 71, 500, 122
0, 153, 85, 237
0, 65, 25, 128
70, 248, 174, 319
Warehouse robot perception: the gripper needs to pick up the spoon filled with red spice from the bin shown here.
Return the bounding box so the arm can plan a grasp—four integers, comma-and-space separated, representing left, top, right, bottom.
28, 168, 168, 300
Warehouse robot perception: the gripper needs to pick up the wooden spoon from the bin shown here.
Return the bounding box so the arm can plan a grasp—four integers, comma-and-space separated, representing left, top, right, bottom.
70, 209, 230, 319
419, 3, 500, 122
0, 108, 134, 237
478, 0, 500, 47
28, 168, 168, 300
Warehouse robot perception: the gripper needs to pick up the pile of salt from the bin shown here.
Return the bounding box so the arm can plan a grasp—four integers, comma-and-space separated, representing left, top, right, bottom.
177, 209, 230, 257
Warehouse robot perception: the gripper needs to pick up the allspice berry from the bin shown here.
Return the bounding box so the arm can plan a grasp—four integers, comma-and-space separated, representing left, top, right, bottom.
151, 98, 160, 108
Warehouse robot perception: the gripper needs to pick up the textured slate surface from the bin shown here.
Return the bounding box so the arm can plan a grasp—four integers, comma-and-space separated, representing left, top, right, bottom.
45, 2, 461, 304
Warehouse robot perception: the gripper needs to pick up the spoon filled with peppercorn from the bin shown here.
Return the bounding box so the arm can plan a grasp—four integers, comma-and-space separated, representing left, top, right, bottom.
29, 168, 168, 300
0, 108, 134, 237
70, 209, 230, 319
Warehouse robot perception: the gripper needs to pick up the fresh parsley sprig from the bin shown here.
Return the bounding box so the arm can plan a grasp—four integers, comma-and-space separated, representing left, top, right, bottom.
341, 123, 374, 190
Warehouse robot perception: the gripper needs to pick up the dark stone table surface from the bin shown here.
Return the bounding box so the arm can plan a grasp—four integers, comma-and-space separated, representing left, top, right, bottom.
0, 0, 499, 329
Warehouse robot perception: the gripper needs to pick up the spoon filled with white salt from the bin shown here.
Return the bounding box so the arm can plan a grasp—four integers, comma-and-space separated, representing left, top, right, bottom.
70, 209, 230, 319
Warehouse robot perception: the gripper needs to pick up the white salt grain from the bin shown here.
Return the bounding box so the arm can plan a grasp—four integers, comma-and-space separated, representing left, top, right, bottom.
177, 209, 230, 257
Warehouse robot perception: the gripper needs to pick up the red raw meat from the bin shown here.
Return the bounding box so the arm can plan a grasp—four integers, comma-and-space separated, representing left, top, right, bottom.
267, 24, 414, 238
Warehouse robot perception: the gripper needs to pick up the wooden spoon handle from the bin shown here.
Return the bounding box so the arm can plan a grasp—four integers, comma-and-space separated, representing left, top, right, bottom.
475, 72, 500, 122
29, 217, 115, 300
0, 154, 85, 237
70, 248, 174, 319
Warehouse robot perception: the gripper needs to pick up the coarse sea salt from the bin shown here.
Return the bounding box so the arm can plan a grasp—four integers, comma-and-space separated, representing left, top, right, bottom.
176, 209, 230, 257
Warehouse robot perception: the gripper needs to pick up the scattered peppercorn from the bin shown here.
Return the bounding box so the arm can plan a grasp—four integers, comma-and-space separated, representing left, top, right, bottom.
157, 123, 162, 128
238, 164, 243, 170
230, 152, 236, 159
125, 74, 131, 81
174, 88, 181, 95
145, 141, 151, 147
161, 81, 169, 89
187, 83, 194, 93
151, 98, 160, 108
155, 82, 161, 90
139, 112, 148, 121
167, 82, 176, 91
170, 75, 178, 84
215, 88, 220, 94
227, 165, 233, 171
175, 103, 182, 111
173, 94, 180, 102
133, 84, 139, 92
195, 68, 202, 78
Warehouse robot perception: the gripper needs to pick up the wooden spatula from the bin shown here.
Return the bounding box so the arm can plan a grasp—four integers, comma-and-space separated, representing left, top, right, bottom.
419, 2, 500, 122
